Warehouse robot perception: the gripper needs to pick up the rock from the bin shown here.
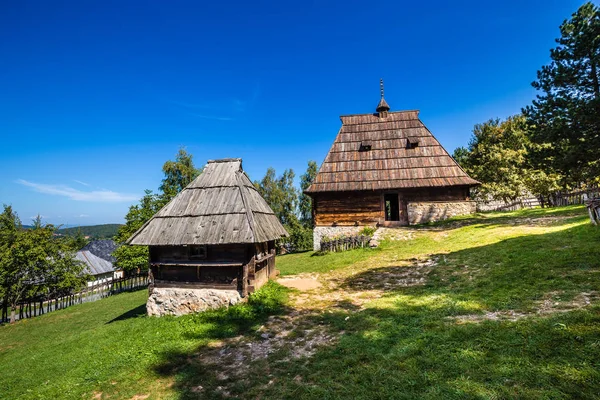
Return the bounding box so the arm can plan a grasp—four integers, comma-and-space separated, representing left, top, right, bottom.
146, 288, 242, 317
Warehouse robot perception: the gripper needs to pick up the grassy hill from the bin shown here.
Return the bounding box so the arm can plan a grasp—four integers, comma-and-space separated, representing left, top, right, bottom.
57, 223, 122, 239
1, 205, 599, 399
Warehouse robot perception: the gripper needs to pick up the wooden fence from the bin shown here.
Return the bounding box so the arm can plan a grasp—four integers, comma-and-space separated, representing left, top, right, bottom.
551, 188, 600, 207
477, 187, 600, 212
320, 235, 371, 253
1, 273, 148, 324
586, 198, 600, 225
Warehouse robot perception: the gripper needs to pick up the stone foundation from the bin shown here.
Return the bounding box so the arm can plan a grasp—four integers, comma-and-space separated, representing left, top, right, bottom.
147, 287, 242, 317
407, 201, 476, 225
313, 226, 365, 251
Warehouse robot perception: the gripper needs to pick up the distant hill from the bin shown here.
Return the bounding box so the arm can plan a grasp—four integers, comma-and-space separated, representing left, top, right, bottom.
57, 224, 123, 239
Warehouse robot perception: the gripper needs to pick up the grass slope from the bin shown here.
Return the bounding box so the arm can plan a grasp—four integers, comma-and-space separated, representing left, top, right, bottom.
1, 205, 599, 399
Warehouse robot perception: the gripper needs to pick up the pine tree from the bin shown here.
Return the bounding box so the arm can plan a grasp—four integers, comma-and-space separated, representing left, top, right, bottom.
524, 2, 600, 185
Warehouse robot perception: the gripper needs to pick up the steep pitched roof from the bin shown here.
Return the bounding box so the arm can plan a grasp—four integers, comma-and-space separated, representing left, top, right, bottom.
81, 240, 117, 263
76, 250, 115, 276
127, 159, 288, 246
74, 240, 119, 277
306, 110, 479, 193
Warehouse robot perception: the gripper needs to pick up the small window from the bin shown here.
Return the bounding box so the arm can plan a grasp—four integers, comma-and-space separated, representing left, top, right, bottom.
406, 137, 419, 149
189, 245, 207, 259
359, 142, 372, 152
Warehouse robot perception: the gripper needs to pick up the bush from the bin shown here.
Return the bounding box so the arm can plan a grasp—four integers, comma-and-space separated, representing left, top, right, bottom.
280, 223, 313, 253
359, 226, 376, 237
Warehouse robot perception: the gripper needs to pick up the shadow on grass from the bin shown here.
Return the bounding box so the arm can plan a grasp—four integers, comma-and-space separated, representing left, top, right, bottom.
152, 222, 600, 399
106, 304, 147, 324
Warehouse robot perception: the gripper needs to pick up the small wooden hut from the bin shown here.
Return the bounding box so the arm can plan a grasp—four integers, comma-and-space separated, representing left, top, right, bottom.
305, 81, 479, 249
127, 159, 288, 315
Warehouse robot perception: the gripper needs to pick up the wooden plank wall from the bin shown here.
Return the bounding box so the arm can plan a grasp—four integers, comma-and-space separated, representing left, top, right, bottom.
150, 244, 247, 263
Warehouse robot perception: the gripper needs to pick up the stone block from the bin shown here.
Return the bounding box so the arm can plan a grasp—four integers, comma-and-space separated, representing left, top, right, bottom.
407, 201, 476, 225
147, 287, 242, 317
312, 226, 363, 251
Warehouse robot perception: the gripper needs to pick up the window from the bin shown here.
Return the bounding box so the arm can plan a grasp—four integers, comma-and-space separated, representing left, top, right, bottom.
189, 245, 207, 259
359, 142, 372, 152
406, 137, 419, 149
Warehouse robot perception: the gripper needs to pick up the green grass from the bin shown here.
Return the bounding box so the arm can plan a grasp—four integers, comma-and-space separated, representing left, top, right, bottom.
0, 283, 289, 399
277, 246, 378, 276
1, 205, 599, 399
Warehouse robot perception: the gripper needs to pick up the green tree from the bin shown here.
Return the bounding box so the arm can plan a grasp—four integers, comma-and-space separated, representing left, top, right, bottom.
159, 148, 202, 203
0, 205, 20, 305
115, 149, 202, 273
454, 116, 563, 203
0, 206, 86, 323
454, 116, 531, 202
524, 2, 600, 185
299, 160, 318, 228
254, 167, 314, 251
254, 168, 298, 226
113, 191, 163, 273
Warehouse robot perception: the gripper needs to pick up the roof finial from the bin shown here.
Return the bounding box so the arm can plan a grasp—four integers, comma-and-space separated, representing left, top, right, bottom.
376, 78, 390, 114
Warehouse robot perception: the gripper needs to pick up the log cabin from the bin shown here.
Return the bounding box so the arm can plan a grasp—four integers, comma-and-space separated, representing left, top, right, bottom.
305, 81, 479, 249
127, 159, 288, 316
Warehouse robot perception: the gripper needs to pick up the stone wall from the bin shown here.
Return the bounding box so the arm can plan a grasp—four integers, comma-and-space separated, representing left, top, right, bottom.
147, 287, 242, 317
312, 226, 365, 251
407, 201, 476, 225
476, 197, 539, 212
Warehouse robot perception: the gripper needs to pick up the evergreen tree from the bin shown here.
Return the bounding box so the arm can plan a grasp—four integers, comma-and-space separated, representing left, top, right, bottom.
524, 2, 600, 185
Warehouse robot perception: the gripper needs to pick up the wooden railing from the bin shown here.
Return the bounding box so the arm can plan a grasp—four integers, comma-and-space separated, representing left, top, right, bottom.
1, 273, 148, 324
320, 235, 371, 253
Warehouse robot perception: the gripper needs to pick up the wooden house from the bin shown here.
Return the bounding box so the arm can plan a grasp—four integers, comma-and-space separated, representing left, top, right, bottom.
305, 81, 479, 249
127, 159, 288, 315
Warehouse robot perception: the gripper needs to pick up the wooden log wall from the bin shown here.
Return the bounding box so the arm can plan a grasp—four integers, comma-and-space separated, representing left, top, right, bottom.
314, 191, 381, 225
313, 187, 469, 226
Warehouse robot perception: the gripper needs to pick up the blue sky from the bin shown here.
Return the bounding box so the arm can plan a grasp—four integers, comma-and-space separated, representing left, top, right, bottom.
0, 0, 587, 226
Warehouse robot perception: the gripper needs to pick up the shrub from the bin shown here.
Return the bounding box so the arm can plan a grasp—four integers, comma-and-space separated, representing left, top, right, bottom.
359, 226, 376, 237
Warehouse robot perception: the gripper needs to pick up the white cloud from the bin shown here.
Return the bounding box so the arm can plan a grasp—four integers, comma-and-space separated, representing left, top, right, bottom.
77, 214, 89, 218
73, 179, 90, 187
17, 179, 138, 203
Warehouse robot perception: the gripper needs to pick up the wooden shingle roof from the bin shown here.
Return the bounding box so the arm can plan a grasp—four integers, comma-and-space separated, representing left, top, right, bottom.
305, 110, 479, 193
127, 159, 288, 246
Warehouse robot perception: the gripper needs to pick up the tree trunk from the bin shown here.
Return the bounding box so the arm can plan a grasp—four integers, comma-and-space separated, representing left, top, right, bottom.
10, 305, 16, 324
